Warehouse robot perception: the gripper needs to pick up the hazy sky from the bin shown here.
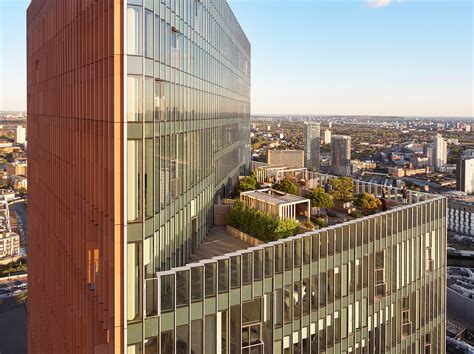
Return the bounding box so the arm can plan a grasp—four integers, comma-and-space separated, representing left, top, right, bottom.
1, 0, 472, 117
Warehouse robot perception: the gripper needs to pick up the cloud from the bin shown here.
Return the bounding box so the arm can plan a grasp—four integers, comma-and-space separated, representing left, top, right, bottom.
367, 0, 393, 8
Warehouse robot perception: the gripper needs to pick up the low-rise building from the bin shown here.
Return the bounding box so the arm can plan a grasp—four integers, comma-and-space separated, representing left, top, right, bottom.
5, 161, 27, 176
10, 175, 27, 191
0, 232, 20, 258
267, 150, 304, 168
388, 167, 431, 178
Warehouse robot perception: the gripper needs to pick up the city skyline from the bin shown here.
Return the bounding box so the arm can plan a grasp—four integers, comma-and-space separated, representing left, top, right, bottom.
1, 0, 473, 117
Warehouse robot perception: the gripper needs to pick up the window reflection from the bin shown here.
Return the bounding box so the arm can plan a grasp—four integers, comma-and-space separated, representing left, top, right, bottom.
127, 6, 142, 55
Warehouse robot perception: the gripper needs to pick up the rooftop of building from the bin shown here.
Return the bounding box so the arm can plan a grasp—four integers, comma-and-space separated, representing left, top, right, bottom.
240, 188, 309, 206
178, 167, 443, 268
188, 227, 252, 263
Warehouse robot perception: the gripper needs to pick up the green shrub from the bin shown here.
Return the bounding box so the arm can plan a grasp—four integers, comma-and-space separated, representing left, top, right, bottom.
305, 187, 334, 208
273, 178, 298, 195
354, 193, 382, 215
350, 209, 365, 219
314, 218, 327, 229
329, 177, 354, 202
227, 201, 298, 242
232, 173, 261, 197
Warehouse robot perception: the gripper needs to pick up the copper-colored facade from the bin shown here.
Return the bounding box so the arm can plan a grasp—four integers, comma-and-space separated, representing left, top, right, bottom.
27, 0, 124, 352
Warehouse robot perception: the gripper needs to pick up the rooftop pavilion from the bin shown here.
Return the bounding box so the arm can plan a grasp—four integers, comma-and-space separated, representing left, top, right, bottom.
240, 188, 311, 222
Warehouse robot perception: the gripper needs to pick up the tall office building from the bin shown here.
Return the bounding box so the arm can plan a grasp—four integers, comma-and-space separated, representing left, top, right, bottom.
331, 135, 351, 176
14, 125, 26, 145
27, 0, 250, 352
323, 129, 332, 145
304, 122, 320, 171
433, 134, 447, 171
457, 150, 474, 194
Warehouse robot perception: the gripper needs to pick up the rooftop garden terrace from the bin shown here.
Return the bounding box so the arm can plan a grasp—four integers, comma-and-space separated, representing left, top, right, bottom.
187, 164, 441, 262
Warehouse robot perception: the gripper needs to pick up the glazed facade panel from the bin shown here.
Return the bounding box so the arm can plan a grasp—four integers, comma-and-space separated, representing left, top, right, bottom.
123, 0, 252, 348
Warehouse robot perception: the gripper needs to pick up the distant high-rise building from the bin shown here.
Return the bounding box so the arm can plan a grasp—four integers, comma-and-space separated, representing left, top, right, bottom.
14, 125, 26, 145
331, 135, 352, 176
457, 150, 474, 194
433, 134, 447, 170
424, 144, 435, 167
304, 122, 320, 171
323, 129, 332, 145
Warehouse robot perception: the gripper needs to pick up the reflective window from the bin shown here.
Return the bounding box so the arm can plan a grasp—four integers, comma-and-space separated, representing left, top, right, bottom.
144, 235, 154, 278
160, 274, 174, 312
161, 331, 174, 354
144, 139, 154, 218
145, 278, 158, 317
218, 259, 229, 293
311, 275, 318, 311
145, 10, 153, 58
144, 338, 158, 354
127, 75, 143, 122
242, 253, 252, 285
191, 319, 203, 354
275, 245, 283, 274
191, 267, 203, 302
127, 140, 142, 222
127, 6, 142, 55
275, 289, 283, 328
254, 250, 263, 281
176, 325, 189, 353
127, 242, 141, 322
231, 256, 241, 289
205, 315, 217, 354
205, 263, 217, 298
264, 248, 273, 277
176, 270, 189, 306
145, 77, 154, 122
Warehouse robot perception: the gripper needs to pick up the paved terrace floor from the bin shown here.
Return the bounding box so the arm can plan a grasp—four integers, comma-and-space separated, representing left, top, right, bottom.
189, 199, 405, 263
189, 226, 252, 263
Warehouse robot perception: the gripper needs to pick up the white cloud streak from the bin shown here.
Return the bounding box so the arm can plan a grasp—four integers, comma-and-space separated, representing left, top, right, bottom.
367, 0, 393, 8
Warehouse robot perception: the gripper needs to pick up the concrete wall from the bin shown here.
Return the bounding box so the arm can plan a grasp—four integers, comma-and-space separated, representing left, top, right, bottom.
447, 287, 474, 330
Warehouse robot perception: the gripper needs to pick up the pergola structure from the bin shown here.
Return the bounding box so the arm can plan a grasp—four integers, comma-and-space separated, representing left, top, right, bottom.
240, 188, 311, 221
